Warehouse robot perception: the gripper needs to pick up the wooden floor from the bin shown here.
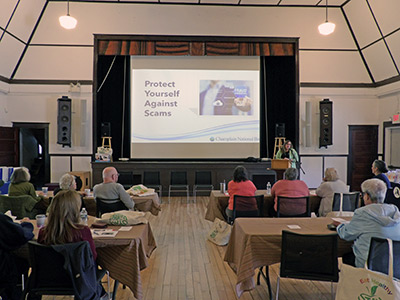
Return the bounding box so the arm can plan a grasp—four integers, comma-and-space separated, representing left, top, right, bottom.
45, 196, 339, 300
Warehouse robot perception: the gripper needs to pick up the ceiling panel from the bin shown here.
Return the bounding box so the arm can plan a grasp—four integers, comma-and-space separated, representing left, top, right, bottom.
0, 33, 25, 78
7, 0, 46, 43
368, 0, 400, 36
300, 50, 371, 83
344, 0, 381, 49
0, 0, 19, 29
362, 40, 398, 82
14, 46, 93, 80
386, 31, 400, 75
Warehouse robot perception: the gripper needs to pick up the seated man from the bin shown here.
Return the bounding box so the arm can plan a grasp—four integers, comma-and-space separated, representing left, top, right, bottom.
93, 167, 134, 212
334, 178, 400, 267
271, 168, 309, 215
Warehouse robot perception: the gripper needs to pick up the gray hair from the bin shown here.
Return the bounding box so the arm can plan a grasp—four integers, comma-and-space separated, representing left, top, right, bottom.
284, 168, 298, 181
324, 168, 339, 181
361, 178, 387, 203
59, 173, 76, 190
10, 167, 31, 184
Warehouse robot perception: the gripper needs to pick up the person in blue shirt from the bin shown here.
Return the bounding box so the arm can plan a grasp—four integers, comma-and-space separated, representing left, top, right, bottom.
371, 159, 391, 188
333, 178, 400, 267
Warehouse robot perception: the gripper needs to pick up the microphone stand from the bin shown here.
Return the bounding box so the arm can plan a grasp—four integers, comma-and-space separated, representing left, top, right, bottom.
290, 149, 305, 175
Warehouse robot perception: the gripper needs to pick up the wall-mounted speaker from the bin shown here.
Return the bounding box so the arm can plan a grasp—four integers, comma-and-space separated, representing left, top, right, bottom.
275, 123, 285, 137
57, 96, 72, 147
319, 99, 333, 148
101, 122, 111, 138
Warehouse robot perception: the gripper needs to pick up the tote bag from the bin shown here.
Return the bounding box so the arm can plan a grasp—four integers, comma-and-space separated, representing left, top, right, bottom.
335, 239, 400, 300
207, 218, 231, 246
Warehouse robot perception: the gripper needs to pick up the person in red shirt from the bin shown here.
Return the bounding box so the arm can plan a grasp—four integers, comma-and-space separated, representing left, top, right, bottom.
271, 168, 309, 214
225, 166, 257, 219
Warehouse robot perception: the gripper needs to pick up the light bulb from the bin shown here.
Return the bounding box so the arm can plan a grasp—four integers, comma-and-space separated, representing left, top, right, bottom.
318, 21, 335, 35
59, 15, 77, 30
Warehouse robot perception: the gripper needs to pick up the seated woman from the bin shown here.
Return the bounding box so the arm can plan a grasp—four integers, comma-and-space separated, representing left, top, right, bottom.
53, 173, 85, 210
316, 168, 349, 217
271, 168, 309, 215
38, 190, 107, 299
8, 167, 42, 201
371, 159, 391, 188
334, 179, 400, 267
225, 166, 257, 220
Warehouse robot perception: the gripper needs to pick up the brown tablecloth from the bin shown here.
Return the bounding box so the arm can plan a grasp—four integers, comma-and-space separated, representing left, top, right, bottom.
17, 216, 156, 300
223, 217, 352, 297
205, 190, 321, 222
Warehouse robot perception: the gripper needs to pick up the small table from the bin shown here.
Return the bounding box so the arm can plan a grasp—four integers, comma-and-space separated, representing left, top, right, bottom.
223, 217, 352, 298
205, 190, 321, 222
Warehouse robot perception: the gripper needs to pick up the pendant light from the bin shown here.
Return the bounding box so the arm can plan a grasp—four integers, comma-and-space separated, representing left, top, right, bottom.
318, 0, 335, 35
59, 0, 77, 30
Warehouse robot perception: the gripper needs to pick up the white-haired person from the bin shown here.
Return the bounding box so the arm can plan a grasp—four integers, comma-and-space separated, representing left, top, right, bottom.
52, 173, 85, 210
333, 178, 400, 267
316, 168, 349, 217
8, 167, 43, 201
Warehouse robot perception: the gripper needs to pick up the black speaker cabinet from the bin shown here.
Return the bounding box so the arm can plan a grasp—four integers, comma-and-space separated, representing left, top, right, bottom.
319, 99, 333, 148
57, 96, 72, 147
275, 123, 285, 137
101, 122, 111, 137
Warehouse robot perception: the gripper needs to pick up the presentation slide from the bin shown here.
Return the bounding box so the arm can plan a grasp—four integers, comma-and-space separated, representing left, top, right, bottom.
130, 68, 260, 159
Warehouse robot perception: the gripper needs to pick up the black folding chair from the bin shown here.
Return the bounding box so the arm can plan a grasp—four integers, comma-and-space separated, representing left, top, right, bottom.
228, 194, 263, 224
193, 171, 213, 202
276, 196, 310, 217
143, 171, 162, 203
332, 192, 360, 212
169, 171, 189, 203
367, 237, 400, 280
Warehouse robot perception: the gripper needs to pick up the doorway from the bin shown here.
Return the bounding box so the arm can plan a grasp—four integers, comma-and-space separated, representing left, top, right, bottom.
12, 122, 50, 188
347, 125, 378, 191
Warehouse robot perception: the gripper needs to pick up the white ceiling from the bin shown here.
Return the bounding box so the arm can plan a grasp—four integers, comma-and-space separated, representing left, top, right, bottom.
0, 0, 399, 85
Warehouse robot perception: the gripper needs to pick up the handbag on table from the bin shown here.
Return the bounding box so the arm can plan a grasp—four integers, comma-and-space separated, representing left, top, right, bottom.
335, 239, 400, 299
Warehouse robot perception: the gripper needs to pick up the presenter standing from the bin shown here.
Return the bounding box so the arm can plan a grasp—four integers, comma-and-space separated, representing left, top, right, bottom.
275, 140, 299, 169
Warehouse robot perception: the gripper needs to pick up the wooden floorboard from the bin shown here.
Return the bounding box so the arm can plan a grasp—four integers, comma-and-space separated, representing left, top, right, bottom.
43, 196, 338, 300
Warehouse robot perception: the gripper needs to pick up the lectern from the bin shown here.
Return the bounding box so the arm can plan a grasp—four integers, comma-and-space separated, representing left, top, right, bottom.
270, 159, 290, 180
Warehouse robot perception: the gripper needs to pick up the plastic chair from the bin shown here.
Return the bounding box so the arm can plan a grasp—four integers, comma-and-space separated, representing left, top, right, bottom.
168, 171, 189, 203
367, 237, 400, 280
276, 196, 310, 217
251, 173, 277, 190
332, 192, 360, 212
143, 171, 162, 202
193, 171, 213, 203
275, 230, 339, 300
228, 194, 263, 224
22, 241, 101, 300
96, 197, 128, 217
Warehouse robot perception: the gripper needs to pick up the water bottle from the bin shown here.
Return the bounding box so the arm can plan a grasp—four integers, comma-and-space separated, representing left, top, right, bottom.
266, 182, 271, 194
80, 207, 88, 225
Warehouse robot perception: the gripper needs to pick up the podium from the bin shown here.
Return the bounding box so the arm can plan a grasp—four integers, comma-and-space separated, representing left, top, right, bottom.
270, 159, 290, 180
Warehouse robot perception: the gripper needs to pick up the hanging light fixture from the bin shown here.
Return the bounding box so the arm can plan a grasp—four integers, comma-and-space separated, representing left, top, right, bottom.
59, 0, 77, 30
318, 0, 335, 35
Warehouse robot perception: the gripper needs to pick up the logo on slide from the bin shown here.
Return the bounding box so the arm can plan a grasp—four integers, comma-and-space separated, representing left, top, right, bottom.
210, 137, 215, 141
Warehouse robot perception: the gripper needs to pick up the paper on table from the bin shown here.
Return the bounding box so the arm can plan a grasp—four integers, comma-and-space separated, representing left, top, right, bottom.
91, 229, 118, 237
331, 218, 350, 224
287, 225, 301, 229
118, 226, 133, 231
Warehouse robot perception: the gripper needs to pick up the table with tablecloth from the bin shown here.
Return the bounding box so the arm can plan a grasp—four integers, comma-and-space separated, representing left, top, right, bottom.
223, 217, 352, 297
205, 190, 321, 222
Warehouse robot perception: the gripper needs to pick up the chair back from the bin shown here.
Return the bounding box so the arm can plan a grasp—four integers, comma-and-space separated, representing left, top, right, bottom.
251, 173, 277, 190
276, 196, 310, 217
195, 171, 212, 185
280, 230, 339, 282
332, 192, 360, 212
95, 197, 127, 217
118, 172, 134, 189
170, 171, 187, 185
231, 194, 263, 222
385, 186, 400, 210
143, 171, 161, 185
23, 241, 99, 299
367, 237, 400, 280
